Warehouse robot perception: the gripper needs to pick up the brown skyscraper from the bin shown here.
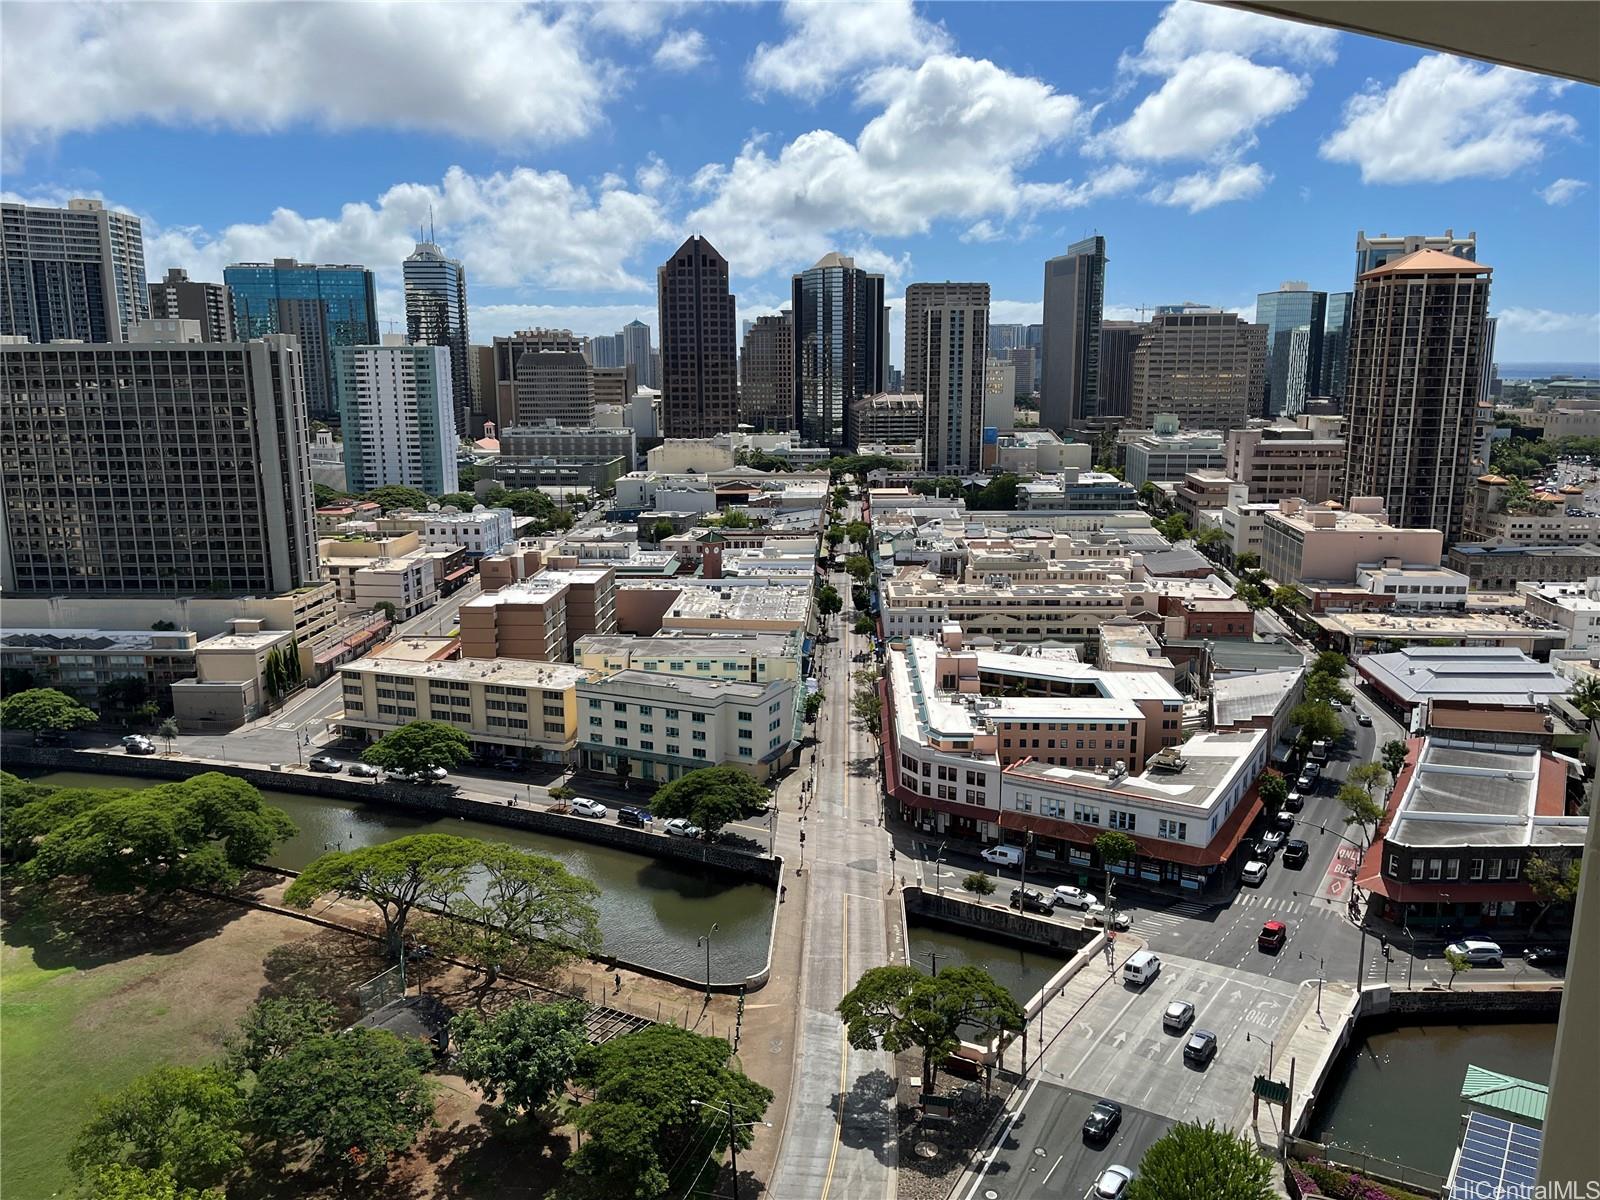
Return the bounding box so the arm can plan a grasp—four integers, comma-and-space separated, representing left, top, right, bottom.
658, 236, 737, 439
904, 282, 990, 397
740, 312, 795, 431
1128, 310, 1266, 431
1344, 249, 1492, 543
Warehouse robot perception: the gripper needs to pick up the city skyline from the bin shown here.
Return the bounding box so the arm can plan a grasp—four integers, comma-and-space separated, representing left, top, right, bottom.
2, 2, 1594, 368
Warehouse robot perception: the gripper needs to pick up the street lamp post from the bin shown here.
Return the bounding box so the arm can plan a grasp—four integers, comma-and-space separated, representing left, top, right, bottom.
698, 923, 719, 1003
934, 840, 947, 896
689, 1098, 771, 1200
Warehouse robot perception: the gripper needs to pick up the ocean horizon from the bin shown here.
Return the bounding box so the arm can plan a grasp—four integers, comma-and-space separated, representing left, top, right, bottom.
1497, 362, 1600, 381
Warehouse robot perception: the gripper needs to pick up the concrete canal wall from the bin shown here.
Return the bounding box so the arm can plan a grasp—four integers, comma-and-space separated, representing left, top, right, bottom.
902, 885, 1097, 956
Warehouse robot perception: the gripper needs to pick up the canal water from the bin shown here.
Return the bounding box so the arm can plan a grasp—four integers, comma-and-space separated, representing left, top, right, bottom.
906, 922, 1066, 1007
16, 770, 776, 983
1305, 1020, 1557, 1177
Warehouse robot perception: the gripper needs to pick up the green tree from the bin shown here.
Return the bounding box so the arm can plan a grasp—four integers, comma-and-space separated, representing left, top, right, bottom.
844, 520, 871, 546
1336, 783, 1385, 848
25, 773, 295, 899
1444, 946, 1472, 990
284, 833, 479, 957
648, 766, 771, 839
251, 1027, 435, 1175
450, 1000, 588, 1119
79, 1162, 221, 1200
100, 675, 151, 714
439, 844, 602, 974
1125, 1121, 1273, 1200
68, 1066, 245, 1192
851, 677, 883, 736
1095, 830, 1138, 904
804, 691, 825, 722
360, 719, 473, 777
837, 964, 1023, 1090
224, 992, 339, 1076
156, 717, 180, 755
717, 508, 752, 529
560, 1025, 773, 1200
1138, 482, 1163, 509
1289, 701, 1343, 745
824, 527, 845, 551
1258, 773, 1289, 811
1310, 650, 1349, 680
1526, 850, 1582, 931
374, 600, 398, 622
1195, 526, 1230, 552
963, 872, 995, 896
1569, 675, 1600, 721
1271, 585, 1308, 611
1, 778, 122, 862
853, 614, 876, 635
1347, 762, 1390, 795
313, 482, 353, 507
1, 687, 99, 742
1381, 739, 1409, 779
816, 584, 844, 618
1156, 513, 1192, 543
435, 492, 478, 510
362, 484, 432, 512
967, 473, 1022, 511
844, 554, 873, 582
649, 518, 675, 544
1304, 672, 1353, 706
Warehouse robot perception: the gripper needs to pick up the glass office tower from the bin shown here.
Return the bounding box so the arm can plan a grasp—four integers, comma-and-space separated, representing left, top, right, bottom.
1256, 282, 1327, 418
404, 240, 470, 435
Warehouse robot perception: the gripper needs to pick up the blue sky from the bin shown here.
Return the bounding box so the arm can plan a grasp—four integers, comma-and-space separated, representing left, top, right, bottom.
3, 1, 1597, 365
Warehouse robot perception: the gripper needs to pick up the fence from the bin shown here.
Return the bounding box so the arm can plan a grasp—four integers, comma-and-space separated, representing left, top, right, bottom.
1287, 1135, 1448, 1198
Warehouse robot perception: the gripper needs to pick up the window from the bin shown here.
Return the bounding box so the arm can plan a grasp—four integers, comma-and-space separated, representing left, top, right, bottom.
1410, 858, 1424, 881
667, 726, 680, 737
692, 748, 707, 759
692, 712, 706, 724
588, 698, 601, 709
666, 708, 680, 718
1428, 858, 1442, 881
737, 710, 752, 721
1469, 858, 1484, 881
692, 731, 706, 742
738, 746, 753, 758
1487, 858, 1502, 881
1109, 810, 1136, 832
738, 729, 752, 740
1387, 855, 1400, 879
589, 717, 602, 727
1073, 803, 1100, 825
1158, 819, 1188, 842
1445, 858, 1459, 881
1506, 858, 1521, 881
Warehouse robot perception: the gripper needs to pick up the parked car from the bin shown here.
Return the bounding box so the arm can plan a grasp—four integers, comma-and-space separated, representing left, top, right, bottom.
1525, 944, 1569, 967
1184, 1029, 1218, 1067
1082, 1099, 1123, 1142
664, 818, 702, 838
981, 845, 1023, 867
308, 755, 342, 774
1330, 699, 1344, 713
1052, 885, 1098, 910
1296, 769, 1318, 791
348, 762, 380, 778
1241, 860, 1269, 886
1258, 920, 1288, 952
1257, 829, 1286, 854
1356, 712, 1373, 727
392, 766, 449, 784
570, 798, 608, 818
35, 729, 67, 745
1271, 810, 1295, 832
1284, 790, 1304, 812
1162, 1000, 1195, 1032
1010, 886, 1054, 915
1084, 904, 1132, 931
1091, 1165, 1134, 1199
119, 734, 149, 747
123, 737, 155, 755
1447, 939, 1504, 966
617, 806, 652, 828
1282, 839, 1309, 868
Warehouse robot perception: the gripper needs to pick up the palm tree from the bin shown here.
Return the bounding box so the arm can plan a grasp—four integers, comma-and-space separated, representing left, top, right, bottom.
1569, 675, 1600, 721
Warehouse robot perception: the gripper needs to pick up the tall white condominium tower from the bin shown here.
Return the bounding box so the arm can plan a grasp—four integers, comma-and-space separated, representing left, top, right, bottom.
1, 196, 148, 342
334, 336, 459, 497
404, 238, 472, 435
922, 303, 991, 474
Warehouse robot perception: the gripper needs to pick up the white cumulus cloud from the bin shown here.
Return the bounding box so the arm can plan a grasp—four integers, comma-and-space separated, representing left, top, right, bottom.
747, 0, 950, 99
1321, 54, 1578, 184
654, 29, 710, 72
691, 55, 1121, 276
1495, 308, 1600, 338
1148, 163, 1271, 211
1539, 178, 1590, 206
1124, 1, 1337, 73
0, 2, 617, 153
1092, 52, 1307, 161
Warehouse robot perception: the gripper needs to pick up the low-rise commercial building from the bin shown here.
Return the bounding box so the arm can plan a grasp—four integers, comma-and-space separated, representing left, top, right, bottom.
850, 392, 925, 447
1262, 496, 1444, 586
0, 629, 199, 707
576, 670, 798, 783
1352, 562, 1470, 610
1356, 737, 1586, 930
1357, 647, 1572, 719
171, 618, 295, 731
1463, 476, 1600, 546
573, 631, 803, 684
1121, 421, 1226, 487
1520, 578, 1600, 651
375, 508, 518, 557
338, 648, 592, 764
1172, 472, 1244, 525
988, 429, 1093, 475
1018, 470, 1138, 512
1224, 415, 1345, 504
498, 425, 637, 466
1447, 543, 1600, 593
457, 567, 617, 662
1316, 610, 1570, 659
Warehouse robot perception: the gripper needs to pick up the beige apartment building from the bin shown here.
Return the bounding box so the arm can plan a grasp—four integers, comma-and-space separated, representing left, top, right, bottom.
1225, 416, 1345, 504
1463, 475, 1600, 545
1262, 496, 1445, 586
1129, 310, 1267, 431
338, 648, 593, 764
881, 567, 1137, 645
457, 566, 617, 662
171, 618, 295, 731
573, 631, 803, 684
319, 531, 445, 620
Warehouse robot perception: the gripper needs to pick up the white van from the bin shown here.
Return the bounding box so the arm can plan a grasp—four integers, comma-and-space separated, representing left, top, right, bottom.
1123, 949, 1162, 988
981, 845, 1024, 868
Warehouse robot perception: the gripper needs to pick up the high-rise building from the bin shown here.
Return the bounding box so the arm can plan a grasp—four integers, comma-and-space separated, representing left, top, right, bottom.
984, 359, 1016, 430
403, 240, 471, 436
1098, 321, 1147, 420
335, 336, 458, 496
792, 252, 888, 449
904, 282, 990, 397
592, 332, 626, 369
148, 268, 234, 343
469, 345, 496, 434
1320, 292, 1353, 403
922, 303, 990, 474
740, 311, 795, 432
1256, 282, 1328, 418
1128, 310, 1267, 431
1007, 346, 1037, 399
1344, 250, 1493, 543
1, 332, 319, 595
658, 236, 737, 439
491, 329, 589, 430
512, 350, 594, 428
225, 258, 379, 421
592, 364, 637, 412
1041, 235, 1106, 435
2, 196, 148, 343
1355, 229, 1476, 278
622, 320, 655, 388
989, 323, 1027, 355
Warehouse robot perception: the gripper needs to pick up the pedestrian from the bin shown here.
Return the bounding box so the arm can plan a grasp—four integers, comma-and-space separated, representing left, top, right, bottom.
780, 884, 787, 903
888, 846, 896, 864
614, 972, 622, 994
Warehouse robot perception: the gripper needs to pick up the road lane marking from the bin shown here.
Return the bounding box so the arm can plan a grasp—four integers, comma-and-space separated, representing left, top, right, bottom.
962, 1075, 1040, 1200
818, 873, 850, 1199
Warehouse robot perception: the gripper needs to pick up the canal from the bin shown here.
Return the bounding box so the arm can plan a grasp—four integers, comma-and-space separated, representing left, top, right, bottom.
906, 922, 1066, 1008
18, 770, 776, 983
1305, 1020, 1557, 1178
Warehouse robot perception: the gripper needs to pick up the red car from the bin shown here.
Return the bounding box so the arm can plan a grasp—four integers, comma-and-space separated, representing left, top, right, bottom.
1258, 920, 1287, 952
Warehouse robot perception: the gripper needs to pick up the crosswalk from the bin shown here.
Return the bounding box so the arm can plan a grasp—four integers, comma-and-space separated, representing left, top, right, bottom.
1126, 893, 1342, 938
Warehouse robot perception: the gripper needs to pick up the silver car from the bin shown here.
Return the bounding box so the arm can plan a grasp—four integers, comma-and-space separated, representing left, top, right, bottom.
1091, 1165, 1133, 1199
